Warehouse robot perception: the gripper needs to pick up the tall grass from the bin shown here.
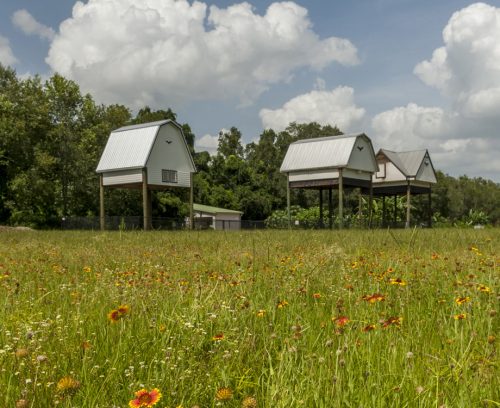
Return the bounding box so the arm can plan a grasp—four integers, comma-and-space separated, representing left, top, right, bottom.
0, 229, 498, 407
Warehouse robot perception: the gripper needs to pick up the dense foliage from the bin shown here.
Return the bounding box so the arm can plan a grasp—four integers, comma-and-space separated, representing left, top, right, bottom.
1, 64, 499, 228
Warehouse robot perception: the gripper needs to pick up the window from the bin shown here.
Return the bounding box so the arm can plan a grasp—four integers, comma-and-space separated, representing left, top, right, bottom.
162, 169, 178, 183
376, 162, 386, 179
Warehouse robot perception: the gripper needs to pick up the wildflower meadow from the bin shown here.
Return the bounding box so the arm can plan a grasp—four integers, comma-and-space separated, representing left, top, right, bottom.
0, 228, 498, 407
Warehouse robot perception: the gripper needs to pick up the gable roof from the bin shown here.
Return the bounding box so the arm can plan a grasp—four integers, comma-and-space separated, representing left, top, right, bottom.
280, 133, 377, 173
377, 149, 428, 177
193, 203, 243, 215
96, 120, 195, 173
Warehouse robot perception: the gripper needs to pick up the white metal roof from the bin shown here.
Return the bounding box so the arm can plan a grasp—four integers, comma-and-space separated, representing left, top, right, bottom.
96, 120, 195, 173
378, 149, 427, 177
280, 134, 374, 172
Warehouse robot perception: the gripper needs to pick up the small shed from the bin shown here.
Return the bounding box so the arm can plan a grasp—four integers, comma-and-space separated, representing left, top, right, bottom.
280, 134, 378, 228
192, 203, 243, 230
96, 120, 196, 230
372, 149, 437, 227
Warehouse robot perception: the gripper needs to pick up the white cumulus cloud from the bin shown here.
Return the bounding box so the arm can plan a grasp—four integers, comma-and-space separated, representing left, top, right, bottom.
372, 3, 500, 180
259, 86, 365, 132
45, 0, 359, 108
414, 2, 500, 119
195, 133, 219, 155
0, 35, 17, 66
12, 9, 55, 41
371, 103, 452, 151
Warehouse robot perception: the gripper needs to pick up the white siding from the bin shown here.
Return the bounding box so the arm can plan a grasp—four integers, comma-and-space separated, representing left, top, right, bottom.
214, 213, 241, 230
146, 124, 194, 187
102, 169, 142, 186
289, 169, 340, 182
374, 162, 406, 183
416, 154, 437, 183
347, 137, 379, 172
343, 168, 372, 180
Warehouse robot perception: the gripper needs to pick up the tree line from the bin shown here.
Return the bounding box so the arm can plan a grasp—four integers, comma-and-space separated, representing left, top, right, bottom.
1, 64, 499, 228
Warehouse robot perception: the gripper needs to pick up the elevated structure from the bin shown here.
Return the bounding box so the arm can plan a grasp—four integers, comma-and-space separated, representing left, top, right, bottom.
96, 120, 196, 230
280, 134, 378, 228
373, 149, 437, 227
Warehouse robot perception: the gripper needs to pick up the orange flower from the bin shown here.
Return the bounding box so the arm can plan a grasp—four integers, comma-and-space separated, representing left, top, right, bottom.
108, 304, 130, 322
312, 293, 321, 299
117, 305, 130, 314
477, 285, 491, 293
362, 293, 385, 303
455, 296, 470, 305
332, 316, 350, 327
453, 313, 467, 320
56, 376, 81, 395
212, 333, 224, 341
389, 278, 406, 286
256, 309, 266, 317
382, 316, 403, 328
107, 309, 121, 323
129, 388, 162, 408
277, 300, 288, 309
215, 387, 232, 401
362, 324, 376, 332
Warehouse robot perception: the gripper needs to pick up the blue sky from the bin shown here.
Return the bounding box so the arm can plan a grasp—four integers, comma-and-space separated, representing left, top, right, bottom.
1, 0, 499, 180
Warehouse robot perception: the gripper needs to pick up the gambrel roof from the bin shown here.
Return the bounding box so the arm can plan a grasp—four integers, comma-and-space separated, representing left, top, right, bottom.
280, 134, 378, 173
376, 149, 437, 183
96, 120, 195, 173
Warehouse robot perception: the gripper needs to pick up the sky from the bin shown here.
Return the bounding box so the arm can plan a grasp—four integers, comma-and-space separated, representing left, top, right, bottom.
1, 0, 499, 181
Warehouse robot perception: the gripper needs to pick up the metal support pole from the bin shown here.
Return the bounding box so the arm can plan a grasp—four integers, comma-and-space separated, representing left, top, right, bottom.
405, 181, 411, 229
338, 168, 344, 229
328, 187, 333, 229
99, 174, 105, 231
142, 168, 151, 231
189, 172, 194, 230
319, 188, 324, 229
287, 173, 291, 229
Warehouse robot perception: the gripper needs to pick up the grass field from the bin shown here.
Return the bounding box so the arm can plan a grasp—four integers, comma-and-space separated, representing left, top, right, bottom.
0, 228, 498, 408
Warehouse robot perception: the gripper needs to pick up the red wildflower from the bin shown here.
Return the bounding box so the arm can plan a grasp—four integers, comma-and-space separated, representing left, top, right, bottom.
129, 388, 161, 408
332, 316, 350, 327
382, 316, 403, 328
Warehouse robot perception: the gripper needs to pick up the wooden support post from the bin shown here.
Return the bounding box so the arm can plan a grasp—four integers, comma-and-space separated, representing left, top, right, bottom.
428, 185, 432, 228
189, 172, 194, 230
328, 187, 333, 229
142, 168, 151, 231
405, 181, 411, 229
368, 180, 373, 229
286, 173, 291, 229
338, 168, 343, 229
99, 174, 105, 231
319, 188, 324, 229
